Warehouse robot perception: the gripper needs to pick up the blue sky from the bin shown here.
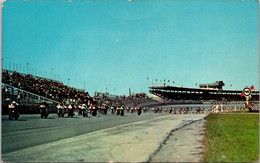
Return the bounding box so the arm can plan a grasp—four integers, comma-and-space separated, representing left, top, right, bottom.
2, 0, 259, 96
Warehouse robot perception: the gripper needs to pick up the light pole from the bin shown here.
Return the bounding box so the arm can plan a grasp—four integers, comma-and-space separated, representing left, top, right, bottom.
68, 78, 70, 86
27, 62, 29, 74
51, 68, 54, 79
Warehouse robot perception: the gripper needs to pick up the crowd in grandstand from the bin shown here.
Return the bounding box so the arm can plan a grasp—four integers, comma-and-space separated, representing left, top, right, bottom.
2, 70, 153, 107
2, 70, 92, 104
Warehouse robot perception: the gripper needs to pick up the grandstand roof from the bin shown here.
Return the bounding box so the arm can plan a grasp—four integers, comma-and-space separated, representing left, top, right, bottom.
149, 85, 259, 94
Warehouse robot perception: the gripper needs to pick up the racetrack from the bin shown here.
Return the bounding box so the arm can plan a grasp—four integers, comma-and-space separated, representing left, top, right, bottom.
2, 104, 213, 162
2, 112, 164, 154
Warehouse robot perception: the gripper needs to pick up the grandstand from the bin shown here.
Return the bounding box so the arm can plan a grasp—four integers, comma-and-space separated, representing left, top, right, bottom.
149, 81, 259, 102
1, 69, 161, 114
2, 69, 93, 105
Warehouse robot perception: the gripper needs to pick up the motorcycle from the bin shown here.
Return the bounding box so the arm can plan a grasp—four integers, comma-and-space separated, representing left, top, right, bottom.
78, 105, 83, 115
143, 106, 148, 113
91, 106, 97, 116
130, 107, 134, 113
83, 108, 89, 117
154, 108, 159, 113
57, 105, 65, 117
116, 107, 121, 115
8, 104, 19, 120
137, 107, 142, 115
67, 105, 74, 118
81, 105, 89, 117
178, 108, 182, 114
126, 107, 130, 113
39, 105, 49, 119
120, 107, 125, 116
100, 105, 107, 115
169, 108, 173, 114
104, 107, 107, 115
195, 107, 201, 114
111, 106, 115, 115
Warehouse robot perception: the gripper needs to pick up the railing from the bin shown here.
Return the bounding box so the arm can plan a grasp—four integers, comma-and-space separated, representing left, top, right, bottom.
2, 69, 60, 83
2, 83, 59, 104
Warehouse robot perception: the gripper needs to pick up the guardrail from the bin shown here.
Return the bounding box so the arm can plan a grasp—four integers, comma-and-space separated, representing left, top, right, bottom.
2, 83, 59, 104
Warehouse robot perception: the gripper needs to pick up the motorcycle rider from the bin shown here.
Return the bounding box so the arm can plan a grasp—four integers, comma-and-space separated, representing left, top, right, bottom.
9, 101, 19, 109
126, 107, 130, 113
100, 104, 106, 115
56, 103, 65, 117
40, 100, 49, 115
178, 107, 182, 114
57, 103, 64, 109
196, 107, 201, 114
77, 104, 82, 115
137, 106, 142, 115
92, 104, 97, 116
116, 105, 121, 115
111, 104, 115, 115
82, 103, 88, 115
120, 105, 125, 116
169, 107, 173, 114
130, 106, 134, 113
67, 103, 75, 117
8, 101, 19, 119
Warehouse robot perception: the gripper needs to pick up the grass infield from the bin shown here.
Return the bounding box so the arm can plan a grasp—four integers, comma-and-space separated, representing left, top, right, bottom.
203, 114, 259, 162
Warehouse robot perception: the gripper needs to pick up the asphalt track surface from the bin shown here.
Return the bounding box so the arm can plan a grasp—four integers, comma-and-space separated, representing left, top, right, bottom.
2, 104, 240, 162
2, 111, 165, 154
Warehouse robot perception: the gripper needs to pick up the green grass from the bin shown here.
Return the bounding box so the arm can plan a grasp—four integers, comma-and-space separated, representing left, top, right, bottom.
203, 114, 259, 162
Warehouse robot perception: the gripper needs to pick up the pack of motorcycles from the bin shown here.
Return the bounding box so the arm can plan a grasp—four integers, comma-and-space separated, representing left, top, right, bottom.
8, 103, 146, 120
8, 102, 204, 121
